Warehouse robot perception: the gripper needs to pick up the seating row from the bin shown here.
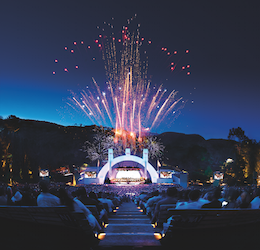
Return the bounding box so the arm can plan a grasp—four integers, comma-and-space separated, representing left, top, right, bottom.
0, 205, 101, 246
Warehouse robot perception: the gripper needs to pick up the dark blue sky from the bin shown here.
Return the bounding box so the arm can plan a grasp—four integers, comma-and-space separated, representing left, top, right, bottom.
1, 0, 260, 140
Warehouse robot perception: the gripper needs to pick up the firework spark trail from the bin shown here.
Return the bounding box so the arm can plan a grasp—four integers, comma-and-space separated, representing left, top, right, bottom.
146, 84, 163, 120
67, 21, 188, 148
132, 99, 136, 129
160, 97, 183, 122
72, 97, 96, 124
150, 90, 176, 130
81, 90, 102, 125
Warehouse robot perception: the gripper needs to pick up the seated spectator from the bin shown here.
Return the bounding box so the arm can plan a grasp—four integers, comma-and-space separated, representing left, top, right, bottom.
89, 192, 105, 210
145, 191, 162, 217
201, 188, 222, 208
59, 187, 101, 233
111, 195, 120, 207
135, 192, 148, 206
76, 187, 101, 211
251, 188, 260, 209
151, 187, 178, 223
175, 191, 189, 209
76, 187, 108, 223
223, 187, 239, 208
20, 185, 37, 206
6, 186, 13, 205
11, 189, 23, 205
37, 179, 61, 207
201, 190, 212, 201
176, 189, 204, 209
98, 192, 114, 213
0, 186, 7, 205
237, 191, 251, 208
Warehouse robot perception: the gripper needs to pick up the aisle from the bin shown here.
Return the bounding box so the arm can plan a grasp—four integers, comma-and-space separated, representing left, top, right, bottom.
98, 201, 162, 248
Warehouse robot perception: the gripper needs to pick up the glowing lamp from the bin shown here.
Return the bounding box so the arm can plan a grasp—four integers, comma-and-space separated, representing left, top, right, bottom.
73, 42, 77, 45
154, 233, 162, 240
226, 158, 234, 163
98, 233, 106, 240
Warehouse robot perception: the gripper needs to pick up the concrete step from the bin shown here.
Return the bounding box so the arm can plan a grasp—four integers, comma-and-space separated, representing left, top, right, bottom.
98, 201, 161, 247
105, 224, 155, 233
108, 218, 151, 224
115, 211, 143, 214
98, 234, 161, 247
110, 214, 147, 218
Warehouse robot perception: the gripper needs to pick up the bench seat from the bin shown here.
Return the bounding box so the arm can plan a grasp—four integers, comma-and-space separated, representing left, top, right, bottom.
167, 208, 260, 229
159, 209, 260, 247
156, 204, 176, 227
0, 205, 96, 237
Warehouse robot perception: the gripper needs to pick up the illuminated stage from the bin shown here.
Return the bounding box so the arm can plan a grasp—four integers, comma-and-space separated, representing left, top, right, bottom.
109, 167, 146, 185
76, 148, 188, 188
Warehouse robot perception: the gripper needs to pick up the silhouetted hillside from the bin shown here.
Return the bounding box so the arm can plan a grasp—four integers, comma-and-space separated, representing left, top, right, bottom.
0, 116, 236, 183
0, 116, 96, 182
158, 132, 236, 173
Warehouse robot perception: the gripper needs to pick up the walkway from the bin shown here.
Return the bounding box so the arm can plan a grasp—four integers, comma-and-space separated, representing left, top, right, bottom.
98, 201, 162, 249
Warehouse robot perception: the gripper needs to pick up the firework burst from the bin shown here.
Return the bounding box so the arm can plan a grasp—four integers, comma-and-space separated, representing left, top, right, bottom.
57, 18, 189, 148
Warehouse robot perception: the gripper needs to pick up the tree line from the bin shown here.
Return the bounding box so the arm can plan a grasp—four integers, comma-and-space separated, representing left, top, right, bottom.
1, 116, 259, 185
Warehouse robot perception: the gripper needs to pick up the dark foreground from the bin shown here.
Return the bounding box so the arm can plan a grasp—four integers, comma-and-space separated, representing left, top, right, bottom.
2, 201, 260, 250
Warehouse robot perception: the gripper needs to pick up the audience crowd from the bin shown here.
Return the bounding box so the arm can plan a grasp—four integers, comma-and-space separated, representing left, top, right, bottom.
1, 181, 260, 235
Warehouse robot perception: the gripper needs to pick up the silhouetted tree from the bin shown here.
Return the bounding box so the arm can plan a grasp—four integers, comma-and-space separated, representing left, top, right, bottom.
226, 127, 260, 185
228, 127, 248, 142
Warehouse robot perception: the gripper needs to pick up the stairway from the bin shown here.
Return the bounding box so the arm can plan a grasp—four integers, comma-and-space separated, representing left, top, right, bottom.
98, 201, 162, 248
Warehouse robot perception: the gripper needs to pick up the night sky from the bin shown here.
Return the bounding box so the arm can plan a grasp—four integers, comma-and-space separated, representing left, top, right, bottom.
1, 0, 260, 141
